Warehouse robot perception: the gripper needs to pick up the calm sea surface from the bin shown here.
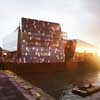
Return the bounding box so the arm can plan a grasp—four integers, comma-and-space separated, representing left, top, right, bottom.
26, 68, 100, 100
59, 71, 100, 100
15, 60, 100, 100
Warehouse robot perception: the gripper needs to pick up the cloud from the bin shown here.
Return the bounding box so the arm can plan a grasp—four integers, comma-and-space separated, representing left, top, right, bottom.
0, 0, 100, 49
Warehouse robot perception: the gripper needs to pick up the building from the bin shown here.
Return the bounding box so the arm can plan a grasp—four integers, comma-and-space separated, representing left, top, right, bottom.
3, 17, 98, 64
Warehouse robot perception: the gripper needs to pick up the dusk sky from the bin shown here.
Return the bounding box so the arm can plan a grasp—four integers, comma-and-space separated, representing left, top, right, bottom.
0, 0, 100, 49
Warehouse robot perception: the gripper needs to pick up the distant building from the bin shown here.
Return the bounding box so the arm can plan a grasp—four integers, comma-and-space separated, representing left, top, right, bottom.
0, 47, 2, 57
71, 39, 98, 62
75, 39, 98, 54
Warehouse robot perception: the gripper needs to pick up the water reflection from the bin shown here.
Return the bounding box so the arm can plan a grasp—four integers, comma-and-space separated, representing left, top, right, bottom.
60, 71, 100, 100
94, 72, 100, 86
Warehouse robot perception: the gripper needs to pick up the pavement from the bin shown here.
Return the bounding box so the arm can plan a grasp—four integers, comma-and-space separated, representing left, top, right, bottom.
0, 70, 55, 100
0, 71, 28, 100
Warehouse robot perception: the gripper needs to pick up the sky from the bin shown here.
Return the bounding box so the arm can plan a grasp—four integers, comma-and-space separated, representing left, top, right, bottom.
0, 0, 100, 49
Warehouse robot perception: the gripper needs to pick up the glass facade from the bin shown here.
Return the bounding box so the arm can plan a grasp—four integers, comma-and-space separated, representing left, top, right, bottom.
19, 18, 65, 63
